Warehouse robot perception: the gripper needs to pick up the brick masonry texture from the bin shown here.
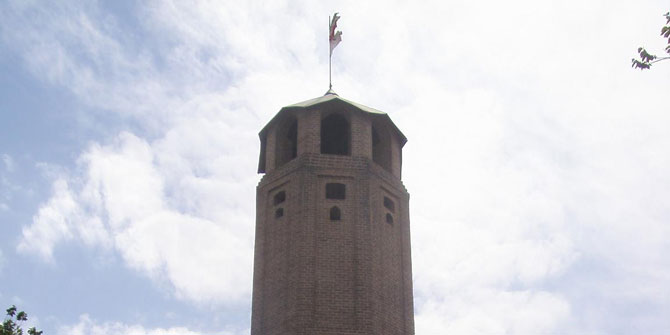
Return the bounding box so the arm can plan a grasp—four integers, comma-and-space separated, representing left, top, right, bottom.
252, 99, 414, 335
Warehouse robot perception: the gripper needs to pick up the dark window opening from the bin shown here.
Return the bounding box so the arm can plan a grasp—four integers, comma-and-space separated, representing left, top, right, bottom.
383, 196, 395, 212
330, 206, 341, 221
320, 113, 350, 155
273, 191, 286, 205
326, 183, 346, 199
276, 117, 298, 168
258, 134, 267, 173
287, 121, 297, 158
275, 208, 284, 219
372, 123, 392, 172
386, 213, 394, 224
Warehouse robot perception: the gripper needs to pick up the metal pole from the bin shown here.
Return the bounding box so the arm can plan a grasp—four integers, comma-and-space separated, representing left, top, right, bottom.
329, 15, 332, 89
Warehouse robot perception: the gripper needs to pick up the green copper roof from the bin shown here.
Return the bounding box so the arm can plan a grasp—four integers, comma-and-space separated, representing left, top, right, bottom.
285, 90, 386, 115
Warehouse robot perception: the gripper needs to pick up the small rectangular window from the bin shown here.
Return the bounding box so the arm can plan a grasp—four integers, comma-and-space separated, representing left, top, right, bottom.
330, 206, 341, 221
273, 191, 286, 205
383, 196, 395, 212
326, 183, 346, 199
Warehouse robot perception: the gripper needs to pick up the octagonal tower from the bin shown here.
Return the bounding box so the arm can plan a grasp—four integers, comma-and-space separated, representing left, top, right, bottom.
251, 91, 414, 335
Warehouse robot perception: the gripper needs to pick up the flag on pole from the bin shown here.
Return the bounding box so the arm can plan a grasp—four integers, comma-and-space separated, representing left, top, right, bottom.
329, 13, 342, 56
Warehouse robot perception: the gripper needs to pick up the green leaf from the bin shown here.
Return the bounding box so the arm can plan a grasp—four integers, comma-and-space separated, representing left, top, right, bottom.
6, 306, 16, 318
662, 26, 670, 38
638, 48, 657, 62
15, 312, 27, 322
631, 59, 651, 70
3, 319, 16, 333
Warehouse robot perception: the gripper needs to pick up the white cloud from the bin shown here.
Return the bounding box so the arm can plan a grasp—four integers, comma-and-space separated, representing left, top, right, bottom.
6, 1, 262, 306
1, 154, 16, 211
416, 290, 570, 335
18, 178, 82, 260
5, 0, 670, 333
20, 131, 254, 303
59, 315, 247, 335
2, 154, 14, 172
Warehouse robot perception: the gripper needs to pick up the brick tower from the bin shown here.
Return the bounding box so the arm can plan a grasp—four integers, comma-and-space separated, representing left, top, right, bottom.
251, 90, 414, 335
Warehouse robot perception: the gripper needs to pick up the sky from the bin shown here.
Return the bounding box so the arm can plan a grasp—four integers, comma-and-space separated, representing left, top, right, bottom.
1, 0, 670, 334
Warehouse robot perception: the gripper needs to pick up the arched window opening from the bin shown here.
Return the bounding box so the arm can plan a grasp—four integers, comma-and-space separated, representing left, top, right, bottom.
372, 123, 392, 172
320, 113, 350, 155
383, 196, 395, 212
275, 117, 298, 168
326, 183, 346, 199
330, 206, 341, 221
275, 208, 284, 219
386, 213, 394, 225
273, 191, 286, 205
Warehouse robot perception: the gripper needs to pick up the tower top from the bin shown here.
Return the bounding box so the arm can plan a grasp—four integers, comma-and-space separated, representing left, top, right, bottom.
259, 94, 406, 137
257, 94, 407, 173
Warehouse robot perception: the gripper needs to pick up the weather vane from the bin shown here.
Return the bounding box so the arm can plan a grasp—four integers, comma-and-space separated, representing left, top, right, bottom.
329, 12, 342, 91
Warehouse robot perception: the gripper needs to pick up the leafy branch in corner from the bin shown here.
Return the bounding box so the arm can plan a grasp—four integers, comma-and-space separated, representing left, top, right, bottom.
1, 305, 43, 335
632, 11, 670, 70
